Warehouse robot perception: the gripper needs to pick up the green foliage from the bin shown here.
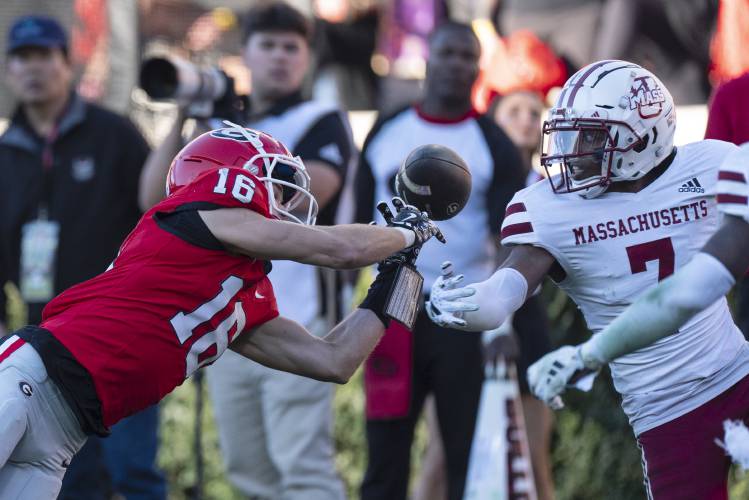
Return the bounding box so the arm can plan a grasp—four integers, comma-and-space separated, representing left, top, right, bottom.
333, 369, 367, 498
542, 284, 644, 499
158, 377, 241, 500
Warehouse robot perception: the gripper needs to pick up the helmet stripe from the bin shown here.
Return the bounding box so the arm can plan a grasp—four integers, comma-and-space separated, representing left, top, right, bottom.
565, 60, 617, 108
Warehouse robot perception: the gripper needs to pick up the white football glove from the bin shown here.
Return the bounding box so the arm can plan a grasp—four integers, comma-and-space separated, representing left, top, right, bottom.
426, 261, 478, 329
526, 344, 602, 410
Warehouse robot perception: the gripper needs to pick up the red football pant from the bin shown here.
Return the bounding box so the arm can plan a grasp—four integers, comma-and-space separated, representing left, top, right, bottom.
636, 374, 749, 500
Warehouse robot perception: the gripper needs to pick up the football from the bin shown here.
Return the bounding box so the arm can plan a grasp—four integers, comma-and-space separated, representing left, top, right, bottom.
395, 144, 472, 221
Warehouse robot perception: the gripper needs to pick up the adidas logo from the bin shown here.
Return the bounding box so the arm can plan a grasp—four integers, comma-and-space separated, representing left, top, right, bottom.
678, 177, 705, 193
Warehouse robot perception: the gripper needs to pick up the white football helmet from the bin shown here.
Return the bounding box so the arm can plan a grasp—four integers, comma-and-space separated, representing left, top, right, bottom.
541, 60, 676, 198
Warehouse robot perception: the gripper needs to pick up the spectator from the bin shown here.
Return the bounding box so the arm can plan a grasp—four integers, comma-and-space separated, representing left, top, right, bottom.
709, 0, 749, 85
143, 3, 353, 499
705, 71, 749, 340
413, 90, 553, 500
488, 90, 555, 500
482, 33, 566, 500
0, 15, 165, 500
355, 20, 526, 500
414, 29, 561, 500
705, 71, 749, 146
312, 0, 379, 110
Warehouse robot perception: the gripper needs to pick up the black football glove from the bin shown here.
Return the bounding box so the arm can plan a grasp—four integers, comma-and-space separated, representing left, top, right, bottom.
376, 197, 445, 247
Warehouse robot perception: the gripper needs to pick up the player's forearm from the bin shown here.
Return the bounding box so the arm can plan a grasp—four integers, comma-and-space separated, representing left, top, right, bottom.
323, 309, 386, 383
459, 267, 528, 331
232, 316, 346, 383
582, 252, 735, 365
138, 111, 186, 211
315, 224, 410, 269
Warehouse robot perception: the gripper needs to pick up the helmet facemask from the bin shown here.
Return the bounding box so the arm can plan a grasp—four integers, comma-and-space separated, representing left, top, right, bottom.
246, 153, 318, 225
541, 112, 648, 199
225, 122, 318, 225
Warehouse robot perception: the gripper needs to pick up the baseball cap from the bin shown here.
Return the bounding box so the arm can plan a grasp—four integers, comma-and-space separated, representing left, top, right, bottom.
7, 15, 68, 55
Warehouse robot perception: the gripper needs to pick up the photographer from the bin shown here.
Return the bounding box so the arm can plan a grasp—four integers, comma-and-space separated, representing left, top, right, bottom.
0, 15, 165, 500
142, 3, 353, 498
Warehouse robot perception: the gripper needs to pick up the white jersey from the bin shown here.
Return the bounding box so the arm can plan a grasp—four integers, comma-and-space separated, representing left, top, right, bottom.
716, 141, 749, 223
502, 140, 749, 435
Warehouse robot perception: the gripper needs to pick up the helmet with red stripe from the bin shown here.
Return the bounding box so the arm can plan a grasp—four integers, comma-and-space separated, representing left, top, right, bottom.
541, 60, 676, 198
167, 122, 317, 224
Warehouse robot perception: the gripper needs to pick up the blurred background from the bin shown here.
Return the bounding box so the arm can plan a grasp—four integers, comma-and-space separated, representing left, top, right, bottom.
2, 0, 749, 499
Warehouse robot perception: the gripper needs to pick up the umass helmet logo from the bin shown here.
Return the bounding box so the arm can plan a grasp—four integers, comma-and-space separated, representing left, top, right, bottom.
628, 76, 666, 119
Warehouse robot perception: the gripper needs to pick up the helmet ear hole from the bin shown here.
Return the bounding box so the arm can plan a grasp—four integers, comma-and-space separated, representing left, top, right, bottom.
633, 134, 649, 153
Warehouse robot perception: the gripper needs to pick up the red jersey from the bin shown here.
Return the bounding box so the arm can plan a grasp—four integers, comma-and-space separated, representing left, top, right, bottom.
41, 167, 279, 427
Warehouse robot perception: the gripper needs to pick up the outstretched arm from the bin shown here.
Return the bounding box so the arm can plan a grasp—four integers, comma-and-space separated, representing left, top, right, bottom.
581, 214, 749, 364
230, 309, 385, 383
427, 244, 555, 331
201, 198, 441, 270
230, 253, 410, 382
527, 215, 749, 409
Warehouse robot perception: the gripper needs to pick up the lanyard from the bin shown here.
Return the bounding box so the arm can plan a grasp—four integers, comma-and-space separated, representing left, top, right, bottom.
38, 120, 61, 219
41, 122, 59, 171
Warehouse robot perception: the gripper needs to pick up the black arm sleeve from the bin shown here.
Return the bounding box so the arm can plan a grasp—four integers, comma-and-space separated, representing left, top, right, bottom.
475, 115, 527, 237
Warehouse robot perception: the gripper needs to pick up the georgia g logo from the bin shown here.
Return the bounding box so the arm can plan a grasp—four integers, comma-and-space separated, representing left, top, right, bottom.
19, 381, 33, 397
628, 76, 666, 119
211, 128, 263, 145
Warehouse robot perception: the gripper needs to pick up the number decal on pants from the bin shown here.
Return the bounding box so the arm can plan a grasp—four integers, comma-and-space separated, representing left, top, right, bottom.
170, 276, 246, 376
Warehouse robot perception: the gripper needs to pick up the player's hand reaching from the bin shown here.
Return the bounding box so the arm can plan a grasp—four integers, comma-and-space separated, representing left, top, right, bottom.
426, 261, 478, 329
376, 197, 445, 247
526, 343, 603, 410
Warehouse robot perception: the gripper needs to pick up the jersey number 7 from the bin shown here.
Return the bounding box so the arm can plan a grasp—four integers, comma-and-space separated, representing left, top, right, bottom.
626, 237, 675, 282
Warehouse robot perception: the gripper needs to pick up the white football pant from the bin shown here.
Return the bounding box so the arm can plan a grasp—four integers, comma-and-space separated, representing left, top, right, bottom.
0, 336, 87, 500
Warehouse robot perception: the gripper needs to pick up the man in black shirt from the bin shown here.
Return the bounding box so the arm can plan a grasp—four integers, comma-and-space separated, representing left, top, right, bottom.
0, 15, 165, 500
355, 21, 527, 500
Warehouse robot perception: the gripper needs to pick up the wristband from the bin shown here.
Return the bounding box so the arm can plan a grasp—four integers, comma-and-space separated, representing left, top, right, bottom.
359, 262, 398, 327
359, 256, 424, 329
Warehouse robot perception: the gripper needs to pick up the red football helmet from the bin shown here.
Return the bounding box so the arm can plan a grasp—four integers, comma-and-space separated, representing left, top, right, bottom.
167, 123, 318, 224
